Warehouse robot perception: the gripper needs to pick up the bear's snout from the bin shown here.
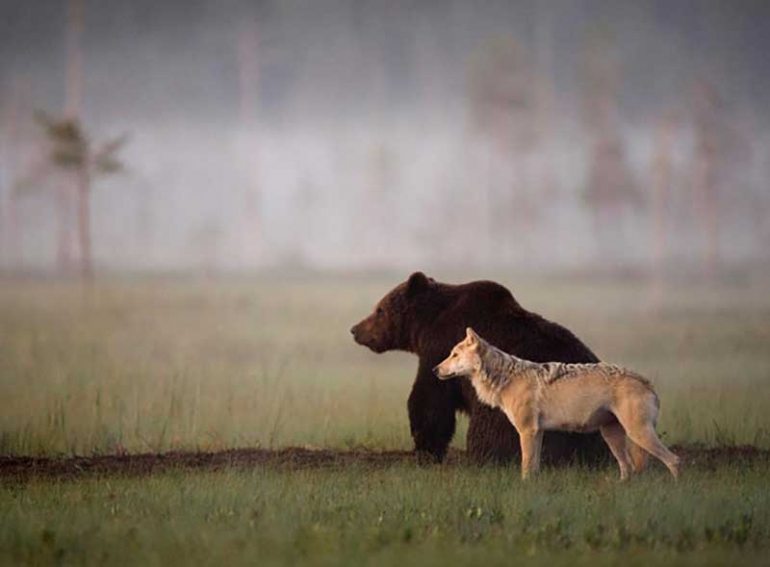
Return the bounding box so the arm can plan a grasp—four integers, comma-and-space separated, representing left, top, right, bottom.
350, 320, 389, 353
350, 322, 368, 346
350, 322, 366, 342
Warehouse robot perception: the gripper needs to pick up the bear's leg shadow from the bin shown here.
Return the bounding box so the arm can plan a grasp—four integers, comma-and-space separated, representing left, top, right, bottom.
466, 404, 521, 465
407, 370, 459, 463
539, 430, 610, 466
466, 405, 611, 466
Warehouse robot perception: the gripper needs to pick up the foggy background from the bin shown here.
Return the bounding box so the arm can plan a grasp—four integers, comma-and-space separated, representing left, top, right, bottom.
1, 0, 769, 276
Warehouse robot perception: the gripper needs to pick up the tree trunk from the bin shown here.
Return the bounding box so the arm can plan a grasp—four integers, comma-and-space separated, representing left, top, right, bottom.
692, 81, 721, 279
651, 114, 675, 276
59, 0, 85, 275
2, 82, 20, 268
5, 193, 20, 270
56, 182, 76, 273
76, 165, 92, 281
2, 77, 35, 270
237, 19, 262, 266
65, 0, 84, 118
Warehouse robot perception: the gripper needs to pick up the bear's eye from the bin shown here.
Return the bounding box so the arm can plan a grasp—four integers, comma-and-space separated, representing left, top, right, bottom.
376, 307, 384, 316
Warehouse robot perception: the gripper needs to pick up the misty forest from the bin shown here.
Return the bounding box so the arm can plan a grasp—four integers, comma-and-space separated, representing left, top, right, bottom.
1, 0, 768, 277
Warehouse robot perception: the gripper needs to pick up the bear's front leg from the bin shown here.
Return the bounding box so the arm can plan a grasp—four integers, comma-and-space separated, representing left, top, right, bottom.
407, 365, 458, 463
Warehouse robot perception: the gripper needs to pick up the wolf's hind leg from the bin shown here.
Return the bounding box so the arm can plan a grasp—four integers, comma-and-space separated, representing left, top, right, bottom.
626, 438, 650, 473
623, 425, 680, 479
599, 422, 633, 480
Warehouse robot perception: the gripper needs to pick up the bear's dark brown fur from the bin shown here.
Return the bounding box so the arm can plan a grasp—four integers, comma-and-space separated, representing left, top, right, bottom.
351, 272, 609, 465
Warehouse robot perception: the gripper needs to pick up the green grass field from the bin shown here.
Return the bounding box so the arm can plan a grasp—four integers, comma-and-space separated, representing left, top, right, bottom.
1, 273, 769, 565
2, 463, 769, 566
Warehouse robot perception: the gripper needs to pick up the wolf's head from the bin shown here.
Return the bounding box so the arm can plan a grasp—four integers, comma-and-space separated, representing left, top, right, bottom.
433, 327, 484, 380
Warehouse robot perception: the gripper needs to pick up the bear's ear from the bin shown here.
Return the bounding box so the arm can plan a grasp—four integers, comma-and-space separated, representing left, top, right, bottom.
406, 271, 430, 296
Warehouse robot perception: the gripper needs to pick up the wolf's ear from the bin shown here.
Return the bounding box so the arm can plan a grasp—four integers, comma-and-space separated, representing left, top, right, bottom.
406, 272, 430, 296
466, 327, 479, 343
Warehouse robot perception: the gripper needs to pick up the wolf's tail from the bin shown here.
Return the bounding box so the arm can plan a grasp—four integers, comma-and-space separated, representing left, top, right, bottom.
627, 439, 650, 473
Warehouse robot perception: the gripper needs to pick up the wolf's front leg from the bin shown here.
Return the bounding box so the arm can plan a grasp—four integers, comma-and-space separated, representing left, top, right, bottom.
519, 429, 541, 480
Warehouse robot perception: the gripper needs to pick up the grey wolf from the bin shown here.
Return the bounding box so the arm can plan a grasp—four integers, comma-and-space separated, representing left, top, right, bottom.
434, 328, 680, 480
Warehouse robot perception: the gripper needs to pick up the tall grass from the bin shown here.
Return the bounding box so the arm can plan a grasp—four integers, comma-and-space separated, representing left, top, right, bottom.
1, 275, 769, 456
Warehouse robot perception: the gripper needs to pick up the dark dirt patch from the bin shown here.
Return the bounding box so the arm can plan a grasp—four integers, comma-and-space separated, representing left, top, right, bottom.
670, 444, 770, 471
0, 445, 766, 483
0, 448, 457, 483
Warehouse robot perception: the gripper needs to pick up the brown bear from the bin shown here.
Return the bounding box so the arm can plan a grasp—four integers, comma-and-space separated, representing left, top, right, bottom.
351, 271, 609, 465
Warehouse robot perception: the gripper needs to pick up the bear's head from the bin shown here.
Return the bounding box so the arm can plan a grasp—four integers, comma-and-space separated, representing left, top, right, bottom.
351, 271, 438, 353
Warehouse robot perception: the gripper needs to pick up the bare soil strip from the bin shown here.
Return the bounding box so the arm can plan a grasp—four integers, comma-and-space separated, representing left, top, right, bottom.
0, 445, 767, 483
